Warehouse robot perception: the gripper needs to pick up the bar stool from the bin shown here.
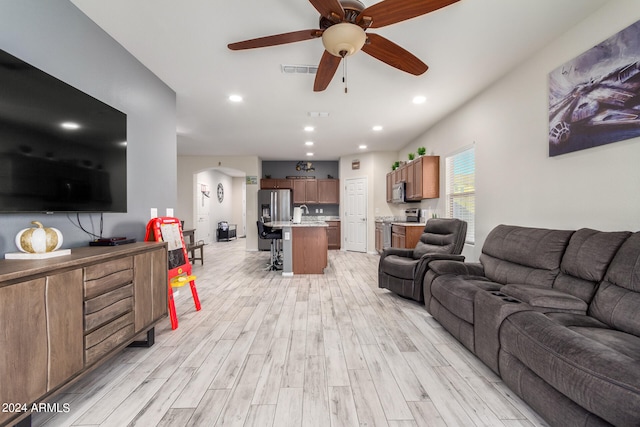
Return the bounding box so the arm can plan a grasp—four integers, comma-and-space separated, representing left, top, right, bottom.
257, 221, 282, 270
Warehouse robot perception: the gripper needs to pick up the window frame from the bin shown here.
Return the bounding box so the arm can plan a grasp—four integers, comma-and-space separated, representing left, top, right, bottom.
445, 145, 475, 245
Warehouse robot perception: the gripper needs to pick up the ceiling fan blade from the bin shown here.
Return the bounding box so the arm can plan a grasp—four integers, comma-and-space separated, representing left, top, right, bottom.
308, 0, 345, 22
362, 33, 428, 75
358, 0, 459, 29
314, 51, 342, 92
228, 29, 321, 50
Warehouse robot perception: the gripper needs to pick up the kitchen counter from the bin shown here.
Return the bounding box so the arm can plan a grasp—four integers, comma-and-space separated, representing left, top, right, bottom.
267, 221, 328, 228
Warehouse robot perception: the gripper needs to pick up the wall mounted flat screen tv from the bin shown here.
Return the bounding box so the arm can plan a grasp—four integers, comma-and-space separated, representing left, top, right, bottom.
0, 48, 127, 213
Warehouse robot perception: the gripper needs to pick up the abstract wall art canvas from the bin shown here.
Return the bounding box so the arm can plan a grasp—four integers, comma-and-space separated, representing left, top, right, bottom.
549, 19, 640, 156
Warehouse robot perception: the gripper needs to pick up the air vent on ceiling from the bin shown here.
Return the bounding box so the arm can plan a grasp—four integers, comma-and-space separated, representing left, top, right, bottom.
308, 112, 330, 118
281, 64, 318, 74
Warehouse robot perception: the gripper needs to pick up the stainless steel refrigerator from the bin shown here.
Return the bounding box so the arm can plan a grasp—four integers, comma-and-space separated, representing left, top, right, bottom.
258, 189, 292, 250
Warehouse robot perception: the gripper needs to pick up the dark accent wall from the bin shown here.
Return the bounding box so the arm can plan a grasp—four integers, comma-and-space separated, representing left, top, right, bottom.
262, 161, 339, 179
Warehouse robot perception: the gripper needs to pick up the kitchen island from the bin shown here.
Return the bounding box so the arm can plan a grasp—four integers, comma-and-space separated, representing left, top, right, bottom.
265, 221, 329, 275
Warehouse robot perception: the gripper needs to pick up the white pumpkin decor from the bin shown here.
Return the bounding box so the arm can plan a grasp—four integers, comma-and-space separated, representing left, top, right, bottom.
15, 221, 63, 254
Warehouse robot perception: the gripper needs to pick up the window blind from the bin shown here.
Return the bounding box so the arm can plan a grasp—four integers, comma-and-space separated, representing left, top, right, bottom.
446, 147, 475, 244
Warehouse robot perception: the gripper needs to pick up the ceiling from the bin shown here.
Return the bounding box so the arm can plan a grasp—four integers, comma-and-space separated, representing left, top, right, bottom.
71, 0, 609, 161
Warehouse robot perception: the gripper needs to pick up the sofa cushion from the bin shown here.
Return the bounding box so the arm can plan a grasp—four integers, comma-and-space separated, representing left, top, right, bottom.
480, 225, 573, 287
501, 310, 640, 426
501, 284, 587, 313
590, 231, 640, 337
554, 228, 631, 302
431, 275, 501, 324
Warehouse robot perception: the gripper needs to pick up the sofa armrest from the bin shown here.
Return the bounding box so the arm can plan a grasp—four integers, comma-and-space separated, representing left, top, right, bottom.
500, 284, 588, 315
427, 260, 484, 277
423, 260, 485, 312
381, 247, 414, 258
474, 290, 533, 374
412, 254, 466, 299
419, 253, 465, 264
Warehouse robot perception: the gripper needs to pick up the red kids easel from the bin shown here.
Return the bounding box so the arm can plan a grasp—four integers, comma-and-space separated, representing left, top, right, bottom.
145, 217, 201, 329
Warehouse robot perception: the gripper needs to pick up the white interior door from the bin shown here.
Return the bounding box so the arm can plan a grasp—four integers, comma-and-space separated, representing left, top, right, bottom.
344, 177, 367, 252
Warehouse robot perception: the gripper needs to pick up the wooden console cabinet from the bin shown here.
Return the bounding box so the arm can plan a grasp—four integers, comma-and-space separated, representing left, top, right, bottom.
0, 242, 167, 427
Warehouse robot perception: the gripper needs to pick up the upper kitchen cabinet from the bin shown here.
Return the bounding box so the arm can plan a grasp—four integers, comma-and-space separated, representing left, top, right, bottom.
318, 179, 339, 204
293, 179, 339, 204
408, 156, 439, 200
292, 179, 318, 203
260, 178, 293, 189
388, 156, 439, 201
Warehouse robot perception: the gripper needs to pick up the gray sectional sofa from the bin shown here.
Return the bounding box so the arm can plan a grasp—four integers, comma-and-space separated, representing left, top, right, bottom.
423, 224, 640, 426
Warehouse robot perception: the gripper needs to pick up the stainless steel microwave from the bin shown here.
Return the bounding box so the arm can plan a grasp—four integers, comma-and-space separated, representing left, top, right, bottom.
391, 182, 406, 204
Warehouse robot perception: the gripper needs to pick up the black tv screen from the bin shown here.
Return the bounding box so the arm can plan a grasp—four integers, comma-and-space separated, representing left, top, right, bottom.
0, 48, 127, 213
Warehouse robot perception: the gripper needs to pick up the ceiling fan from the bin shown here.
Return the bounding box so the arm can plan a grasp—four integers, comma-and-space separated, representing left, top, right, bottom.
228, 0, 460, 92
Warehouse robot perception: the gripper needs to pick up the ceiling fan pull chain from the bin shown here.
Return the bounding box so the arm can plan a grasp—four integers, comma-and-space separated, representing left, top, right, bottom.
343, 55, 348, 94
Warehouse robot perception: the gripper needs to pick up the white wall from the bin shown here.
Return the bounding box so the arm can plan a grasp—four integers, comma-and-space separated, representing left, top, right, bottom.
0, 1, 176, 253
194, 170, 235, 243
339, 152, 399, 253
398, 0, 640, 261
232, 177, 247, 237
177, 156, 260, 250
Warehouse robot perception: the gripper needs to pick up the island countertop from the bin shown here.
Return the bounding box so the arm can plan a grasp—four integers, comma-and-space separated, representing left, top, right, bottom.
265, 221, 329, 228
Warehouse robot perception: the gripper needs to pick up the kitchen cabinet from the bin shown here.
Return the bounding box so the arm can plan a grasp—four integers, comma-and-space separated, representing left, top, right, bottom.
260, 178, 293, 189
292, 226, 328, 274
406, 156, 439, 200
391, 224, 425, 249
292, 179, 339, 204
318, 179, 339, 204
306, 179, 318, 203
292, 180, 307, 203
387, 156, 440, 201
292, 179, 318, 203
326, 220, 340, 250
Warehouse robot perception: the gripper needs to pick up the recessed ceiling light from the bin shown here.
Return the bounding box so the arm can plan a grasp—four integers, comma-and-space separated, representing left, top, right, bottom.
305, 141, 314, 146
372, 125, 383, 131
413, 95, 427, 104
304, 126, 315, 132
61, 122, 80, 130
306, 152, 314, 156
359, 144, 367, 149
228, 94, 243, 102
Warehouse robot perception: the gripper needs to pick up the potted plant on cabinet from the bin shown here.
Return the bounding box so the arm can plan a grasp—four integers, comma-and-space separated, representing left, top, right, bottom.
417, 146, 426, 156
408, 152, 415, 161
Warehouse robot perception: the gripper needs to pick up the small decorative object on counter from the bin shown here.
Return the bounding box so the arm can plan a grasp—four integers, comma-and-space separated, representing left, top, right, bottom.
15, 221, 63, 253
417, 146, 426, 156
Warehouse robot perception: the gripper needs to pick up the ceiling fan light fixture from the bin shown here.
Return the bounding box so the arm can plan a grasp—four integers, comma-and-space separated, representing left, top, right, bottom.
321, 23, 366, 57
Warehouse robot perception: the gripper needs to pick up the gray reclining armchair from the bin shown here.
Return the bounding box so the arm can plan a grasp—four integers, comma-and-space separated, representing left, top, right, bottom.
378, 218, 467, 302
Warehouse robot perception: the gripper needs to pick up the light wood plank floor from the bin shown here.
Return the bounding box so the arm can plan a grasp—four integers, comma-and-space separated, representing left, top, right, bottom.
34, 239, 549, 427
